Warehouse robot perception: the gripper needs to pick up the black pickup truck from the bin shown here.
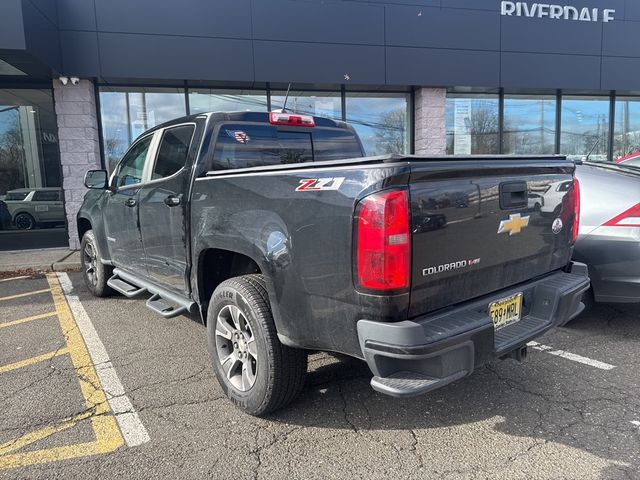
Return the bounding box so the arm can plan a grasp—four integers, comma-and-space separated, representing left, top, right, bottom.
79, 111, 589, 415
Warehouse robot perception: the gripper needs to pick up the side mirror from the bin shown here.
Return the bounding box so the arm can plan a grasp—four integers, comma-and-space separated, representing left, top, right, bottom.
84, 170, 108, 189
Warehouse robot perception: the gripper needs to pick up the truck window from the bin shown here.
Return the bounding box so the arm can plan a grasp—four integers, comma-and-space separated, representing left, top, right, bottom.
116, 135, 153, 187
32, 191, 61, 201
313, 129, 364, 161
152, 125, 195, 180
211, 123, 363, 170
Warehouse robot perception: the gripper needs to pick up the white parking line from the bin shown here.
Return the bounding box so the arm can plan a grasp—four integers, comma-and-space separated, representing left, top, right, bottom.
0, 275, 30, 283
56, 273, 150, 447
527, 341, 616, 371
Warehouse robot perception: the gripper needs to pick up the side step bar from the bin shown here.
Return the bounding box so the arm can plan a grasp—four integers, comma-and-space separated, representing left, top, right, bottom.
107, 268, 196, 319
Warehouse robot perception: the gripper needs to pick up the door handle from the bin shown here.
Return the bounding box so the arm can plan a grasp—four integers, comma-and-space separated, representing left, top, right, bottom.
164, 194, 182, 207
124, 198, 137, 207
499, 181, 527, 209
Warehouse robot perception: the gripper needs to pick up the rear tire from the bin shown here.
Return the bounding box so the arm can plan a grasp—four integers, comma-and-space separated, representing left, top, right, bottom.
14, 213, 36, 230
80, 230, 113, 297
207, 274, 307, 416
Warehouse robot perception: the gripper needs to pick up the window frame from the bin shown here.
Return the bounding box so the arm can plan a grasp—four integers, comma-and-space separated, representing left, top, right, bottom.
147, 123, 197, 183
559, 95, 611, 161
501, 94, 557, 155
110, 132, 158, 191
97, 85, 414, 166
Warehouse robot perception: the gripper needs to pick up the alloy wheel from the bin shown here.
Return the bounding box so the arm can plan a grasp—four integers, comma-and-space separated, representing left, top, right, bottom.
214, 304, 258, 391
83, 242, 98, 287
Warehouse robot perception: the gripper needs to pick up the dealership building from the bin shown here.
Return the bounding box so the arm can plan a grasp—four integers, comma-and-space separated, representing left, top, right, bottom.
0, 0, 638, 250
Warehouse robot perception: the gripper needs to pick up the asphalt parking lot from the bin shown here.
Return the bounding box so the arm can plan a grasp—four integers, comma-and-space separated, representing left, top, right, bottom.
1, 272, 639, 479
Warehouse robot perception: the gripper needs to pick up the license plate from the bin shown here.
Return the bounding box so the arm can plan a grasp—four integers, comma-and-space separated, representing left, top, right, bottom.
489, 293, 523, 330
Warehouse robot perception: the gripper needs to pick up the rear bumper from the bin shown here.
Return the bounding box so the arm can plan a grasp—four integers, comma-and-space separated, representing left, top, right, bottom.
357, 263, 590, 398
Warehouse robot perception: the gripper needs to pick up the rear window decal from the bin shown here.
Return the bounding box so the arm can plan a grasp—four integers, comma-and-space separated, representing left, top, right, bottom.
226, 130, 251, 144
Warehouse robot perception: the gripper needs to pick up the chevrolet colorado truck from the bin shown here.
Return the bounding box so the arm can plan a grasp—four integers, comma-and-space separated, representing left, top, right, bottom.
78, 111, 589, 415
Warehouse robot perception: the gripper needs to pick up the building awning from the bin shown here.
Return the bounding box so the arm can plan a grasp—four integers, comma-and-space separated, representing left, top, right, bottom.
0, 0, 60, 82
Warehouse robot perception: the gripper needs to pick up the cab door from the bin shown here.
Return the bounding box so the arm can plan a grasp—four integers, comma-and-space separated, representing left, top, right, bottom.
30, 190, 64, 223
104, 133, 156, 274
138, 124, 197, 295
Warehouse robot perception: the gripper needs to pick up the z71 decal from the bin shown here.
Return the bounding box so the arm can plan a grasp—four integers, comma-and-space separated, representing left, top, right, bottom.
295, 177, 345, 192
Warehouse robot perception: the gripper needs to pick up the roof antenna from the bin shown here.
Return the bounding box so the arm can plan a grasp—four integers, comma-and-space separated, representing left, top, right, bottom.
280, 83, 292, 113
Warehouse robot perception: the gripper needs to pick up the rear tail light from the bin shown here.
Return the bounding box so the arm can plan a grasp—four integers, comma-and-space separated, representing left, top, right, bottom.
355, 189, 410, 292
269, 112, 315, 127
603, 203, 640, 227
568, 178, 580, 244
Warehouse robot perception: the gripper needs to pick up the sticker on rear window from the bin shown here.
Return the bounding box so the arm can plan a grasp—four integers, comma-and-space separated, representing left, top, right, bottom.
226, 130, 251, 144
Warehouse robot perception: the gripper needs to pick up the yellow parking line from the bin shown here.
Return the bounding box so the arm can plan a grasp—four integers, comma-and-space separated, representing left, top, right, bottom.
0, 289, 51, 302
0, 311, 57, 329
0, 348, 69, 374
0, 411, 93, 456
47, 274, 115, 418
0, 274, 125, 470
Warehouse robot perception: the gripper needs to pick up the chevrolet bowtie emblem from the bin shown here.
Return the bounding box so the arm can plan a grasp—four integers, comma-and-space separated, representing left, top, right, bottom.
498, 213, 530, 236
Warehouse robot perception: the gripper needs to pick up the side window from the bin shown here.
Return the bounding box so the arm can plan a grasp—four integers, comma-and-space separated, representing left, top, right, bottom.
151, 125, 195, 180
32, 191, 60, 202
557, 181, 572, 192
116, 135, 153, 188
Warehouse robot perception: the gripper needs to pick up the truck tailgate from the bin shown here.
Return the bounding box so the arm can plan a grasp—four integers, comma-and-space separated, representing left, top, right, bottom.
408, 158, 577, 317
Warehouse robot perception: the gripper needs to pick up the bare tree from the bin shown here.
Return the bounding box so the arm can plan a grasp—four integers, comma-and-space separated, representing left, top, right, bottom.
469, 102, 499, 154
374, 109, 406, 154
0, 126, 25, 194
104, 136, 123, 171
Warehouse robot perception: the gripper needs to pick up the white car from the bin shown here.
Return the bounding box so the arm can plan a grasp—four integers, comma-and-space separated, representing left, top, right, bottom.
3, 188, 65, 230
540, 180, 572, 215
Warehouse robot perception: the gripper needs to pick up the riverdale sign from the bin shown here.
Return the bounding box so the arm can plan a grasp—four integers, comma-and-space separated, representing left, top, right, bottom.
500, 2, 616, 23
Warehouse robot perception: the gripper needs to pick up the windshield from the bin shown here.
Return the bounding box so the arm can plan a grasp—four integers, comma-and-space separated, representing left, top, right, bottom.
211, 123, 363, 170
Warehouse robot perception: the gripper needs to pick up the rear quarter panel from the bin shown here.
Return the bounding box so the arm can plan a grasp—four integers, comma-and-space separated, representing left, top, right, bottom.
191, 163, 411, 357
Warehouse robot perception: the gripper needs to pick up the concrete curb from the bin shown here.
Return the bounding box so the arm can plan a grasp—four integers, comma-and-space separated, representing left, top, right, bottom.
0, 250, 81, 275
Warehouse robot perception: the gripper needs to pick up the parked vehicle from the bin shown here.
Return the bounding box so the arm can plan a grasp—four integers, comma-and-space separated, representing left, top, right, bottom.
540, 180, 572, 215
528, 192, 544, 211
78, 111, 589, 415
615, 152, 640, 167
573, 161, 640, 303
3, 187, 65, 230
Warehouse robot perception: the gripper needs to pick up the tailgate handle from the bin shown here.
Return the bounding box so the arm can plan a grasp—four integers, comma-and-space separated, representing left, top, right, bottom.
499, 181, 527, 209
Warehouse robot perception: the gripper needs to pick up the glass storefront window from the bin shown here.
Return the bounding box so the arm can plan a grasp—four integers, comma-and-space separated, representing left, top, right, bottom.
188, 89, 267, 114
613, 97, 640, 162
270, 91, 342, 120
99, 87, 186, 171
0, 89, 67, 250
446, 95, 499, 154
345, 93, 410, 155
560, 96, 609, 161
503, 95, 556, 154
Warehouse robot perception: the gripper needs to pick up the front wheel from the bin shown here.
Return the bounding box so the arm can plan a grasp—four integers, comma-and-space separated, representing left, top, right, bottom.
80, 230, 113, 297
207, 274, 307, 416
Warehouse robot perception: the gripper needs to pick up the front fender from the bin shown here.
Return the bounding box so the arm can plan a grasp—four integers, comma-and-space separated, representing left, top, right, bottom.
77, 190, 110, 262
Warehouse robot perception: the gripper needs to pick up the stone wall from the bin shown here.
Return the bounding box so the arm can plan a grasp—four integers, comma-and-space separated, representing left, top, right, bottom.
53, 79, 102, 250
414, 87, 447, 156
